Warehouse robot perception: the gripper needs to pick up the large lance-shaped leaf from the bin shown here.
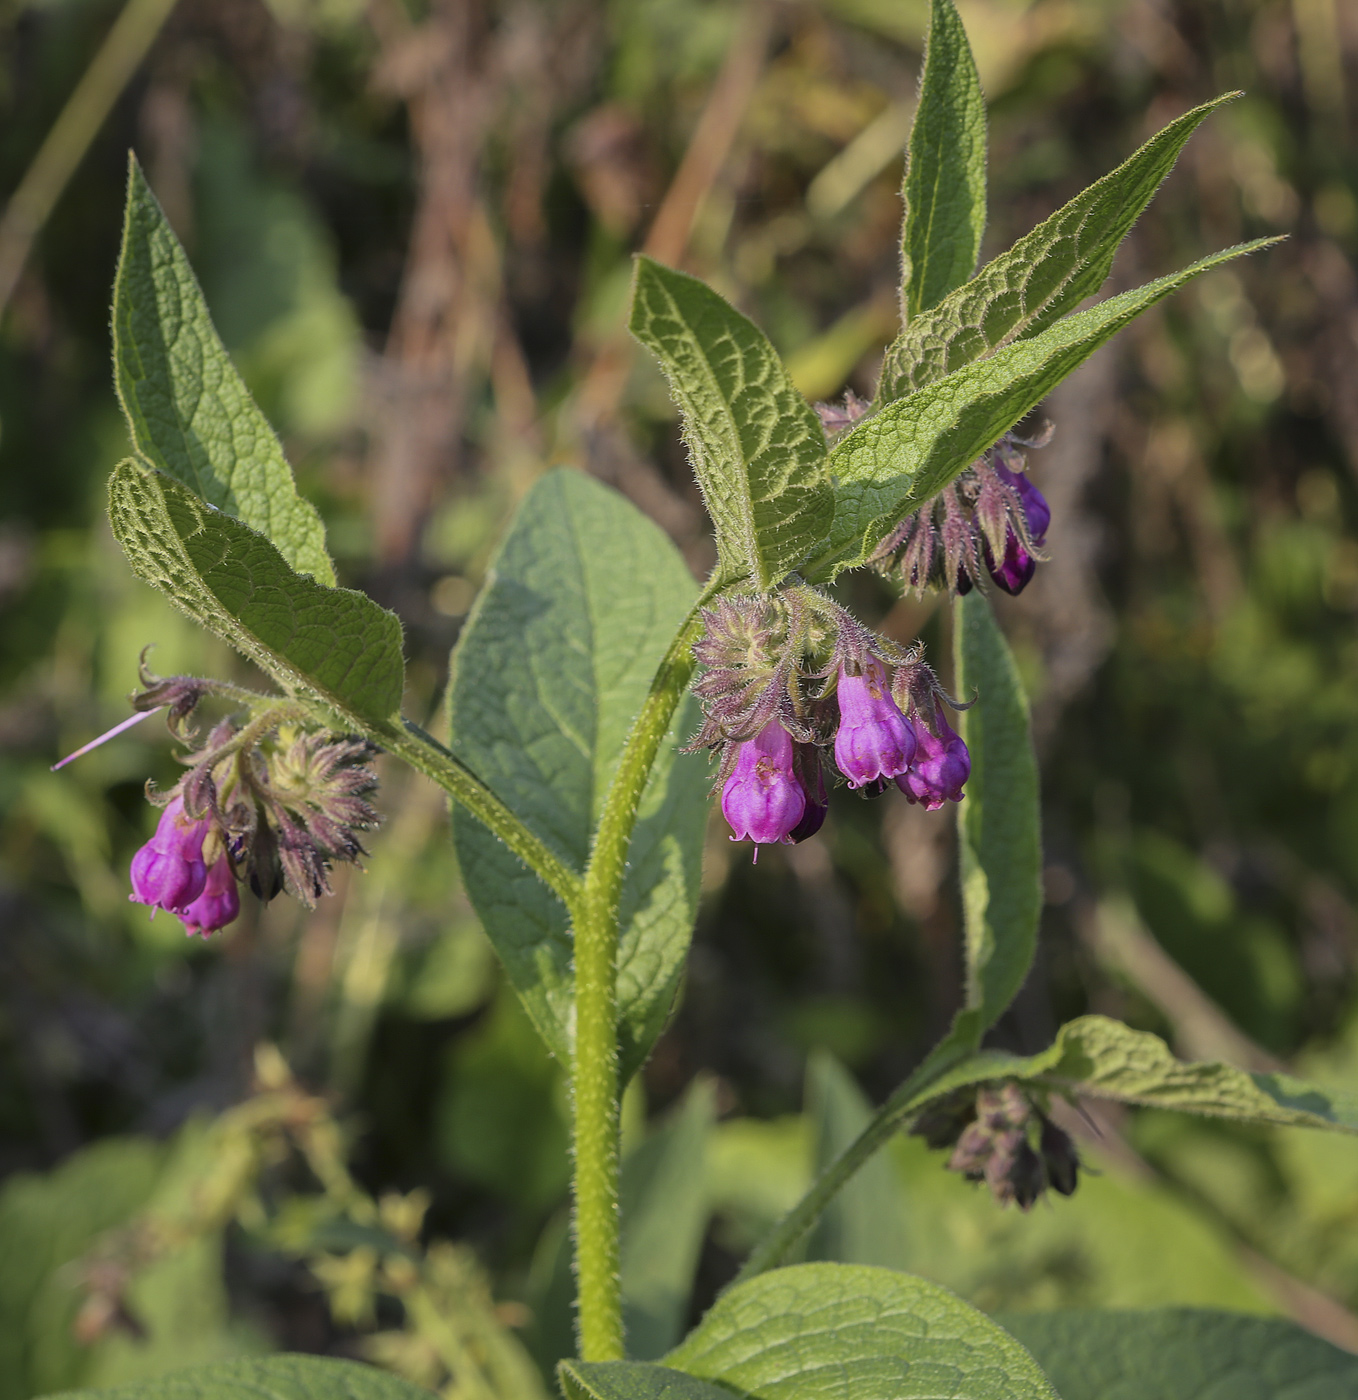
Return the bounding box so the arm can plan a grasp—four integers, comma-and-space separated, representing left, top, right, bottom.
664, 1263, 1057, 1400
998, 1309, 1358, 1400
900, 0, 987, 321
108, 461, 404, 724
953, 593, 1041, 1041
878, 93, 1238, 402
448, 470, 707, 1079
48, 1353, 436, 1399
629, 257, 833, 590
910, 1014, 1358, 1134
807, 238, 1278, 580
113, 158, 335, 584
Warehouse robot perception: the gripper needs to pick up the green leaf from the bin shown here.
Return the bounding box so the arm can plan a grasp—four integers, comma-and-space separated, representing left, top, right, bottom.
45, 1355, 434, 1399
448, 470, 708, 1078
113, 157, 335, 585
997, 1309, 1358, 1400
621, 1081, 716, 1360
628, 257, 833, 590
901, 0, 987, 321
803, 1052, 910, 1269
879, 93, 1239, 402
809, 238, 1279, 579
954, 592, 1041, 1041
913, 1014, 1358, 1133
108, 461, 404, 724
559, 1361, 733, 1400
665, 1263, 1056, 1399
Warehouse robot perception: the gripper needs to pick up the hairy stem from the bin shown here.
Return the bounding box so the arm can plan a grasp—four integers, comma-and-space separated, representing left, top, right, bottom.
572, 585, 716, 1360
377, 718, 583, 911
734, 1025, 975, 1283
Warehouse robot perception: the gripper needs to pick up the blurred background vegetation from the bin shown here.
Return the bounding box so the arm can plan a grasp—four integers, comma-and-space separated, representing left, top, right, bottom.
2, 0, 1358, 1392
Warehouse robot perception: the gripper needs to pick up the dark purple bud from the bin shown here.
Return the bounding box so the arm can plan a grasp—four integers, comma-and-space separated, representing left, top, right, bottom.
178, 855, 241, 939
984, 531, 1037, 596
789, 745, 828, 843
129, 796, 209, 914
1001, 463, 1050, 543
896, 710, 970, 810
721, 721, 806, 854
247, 822, 285, 901
1039, 1115, 1080, 1196
833, 662, 917, 789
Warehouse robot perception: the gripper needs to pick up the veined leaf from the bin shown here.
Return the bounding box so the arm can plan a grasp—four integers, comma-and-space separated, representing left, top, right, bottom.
108, 461, 404, 724
113, 158, 335, 585
560, 1362, 732, 1400
45, 1353, 434, 1399
901, 0, 987, 321
665, 1263, 1057, 1399
911, 1014, 1358, 1134
998, 1309, 1358, 1400
879, 93, 1239, 402
629, 257, 833, 590
808, 238, 1279, 580
448, 470, 707, 1079
954, 592, 1041, 1040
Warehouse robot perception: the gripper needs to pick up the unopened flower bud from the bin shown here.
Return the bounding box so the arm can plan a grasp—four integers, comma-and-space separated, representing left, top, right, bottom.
896, 710, 970, 810
129, 796, 209, 914
178, 855, 241, 939
721, 721, 806, 854
834, 663, 917, 789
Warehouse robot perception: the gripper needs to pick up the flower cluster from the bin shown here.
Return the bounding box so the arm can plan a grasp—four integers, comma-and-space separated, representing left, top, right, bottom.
119, 664, 380, 938
910, 1082, 1080, 1211
870, 433, 1052, 599
688, 589, 970, 856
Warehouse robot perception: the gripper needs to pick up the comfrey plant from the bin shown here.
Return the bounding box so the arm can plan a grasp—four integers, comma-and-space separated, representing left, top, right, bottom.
69, 3, 1358, 1396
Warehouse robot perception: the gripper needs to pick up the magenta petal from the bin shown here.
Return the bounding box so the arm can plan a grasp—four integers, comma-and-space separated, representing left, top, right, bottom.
721, 722, 806, 848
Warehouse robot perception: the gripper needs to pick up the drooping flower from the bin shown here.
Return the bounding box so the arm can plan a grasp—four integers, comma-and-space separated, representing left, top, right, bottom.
833, 662, 917, 789
178, 855, 241, 938
896, 709, 970, 810
721, 721, 806, 852
129, 796, 210, 914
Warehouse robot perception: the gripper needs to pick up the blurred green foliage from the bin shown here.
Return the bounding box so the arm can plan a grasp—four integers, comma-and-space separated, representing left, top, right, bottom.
2, 0, 1358, 1389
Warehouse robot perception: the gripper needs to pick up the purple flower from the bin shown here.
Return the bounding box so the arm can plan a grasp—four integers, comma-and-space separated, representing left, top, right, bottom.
833, 662, 917, 789
178, 855, 241, 939
896, 711, 970, 809
129, 796, 209, 914
721, 721, 806, 853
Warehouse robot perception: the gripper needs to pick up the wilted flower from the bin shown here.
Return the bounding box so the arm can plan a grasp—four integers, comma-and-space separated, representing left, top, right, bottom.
721, 721, 806, 854
129, 795, 209, 915
913, 1081, 1081, 1211
833, 661, 916, 789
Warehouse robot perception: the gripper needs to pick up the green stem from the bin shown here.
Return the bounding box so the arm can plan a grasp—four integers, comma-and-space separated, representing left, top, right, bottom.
734, 1025, 975, 1283
376, 718, 583, 912
571, 585, 717, 1361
